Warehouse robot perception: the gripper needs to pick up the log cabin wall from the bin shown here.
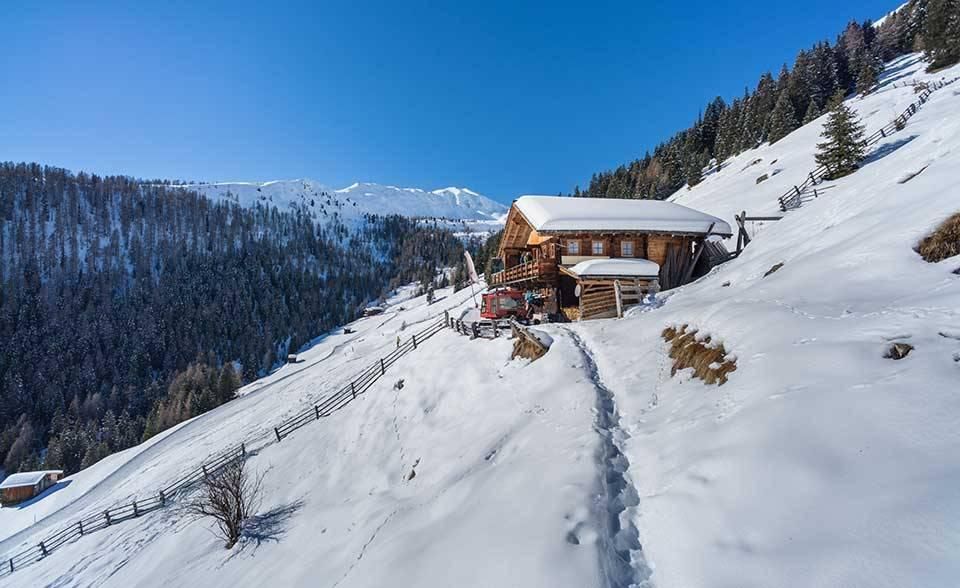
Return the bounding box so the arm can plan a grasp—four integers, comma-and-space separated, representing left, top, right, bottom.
1, 484, 37, 505
559, 233, 690, 265
646, 235, 690, 266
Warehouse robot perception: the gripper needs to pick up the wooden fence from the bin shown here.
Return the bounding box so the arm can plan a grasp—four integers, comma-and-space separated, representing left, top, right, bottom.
778, 77, 959, 212
446, 315, 511, 340
0, 315, 454, 578
0, 445, 245, 578
272, 318, 447, 441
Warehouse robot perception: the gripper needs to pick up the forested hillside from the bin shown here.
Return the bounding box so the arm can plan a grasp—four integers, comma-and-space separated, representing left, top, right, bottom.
579, 0, 960, 199
0, 162, 464, 476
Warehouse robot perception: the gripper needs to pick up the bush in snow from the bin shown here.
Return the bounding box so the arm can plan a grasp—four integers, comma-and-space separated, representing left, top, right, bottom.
186, 458, 264, 549
916, 212, 960, 263
662, 325, 737, 386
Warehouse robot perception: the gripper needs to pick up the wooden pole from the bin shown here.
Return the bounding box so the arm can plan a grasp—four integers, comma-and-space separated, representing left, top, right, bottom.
412, 334, 417, 349
274, 427, 282, 442
380, 358, 386, 375
39, 542, 47, 557
350, 382, 356, 399
315, 405, 321, 419
105, 510, 111, 526
78, 520, 84, 536
133, 501, 139, 517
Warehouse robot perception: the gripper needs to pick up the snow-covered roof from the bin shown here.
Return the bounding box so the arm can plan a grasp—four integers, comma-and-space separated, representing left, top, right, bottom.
0, 470, 62, 489
566, 258, 660, 278
513, 196, 732, 236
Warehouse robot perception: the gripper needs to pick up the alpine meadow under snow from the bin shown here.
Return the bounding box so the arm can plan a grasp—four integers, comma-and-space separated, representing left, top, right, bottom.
2, 50, 960, 588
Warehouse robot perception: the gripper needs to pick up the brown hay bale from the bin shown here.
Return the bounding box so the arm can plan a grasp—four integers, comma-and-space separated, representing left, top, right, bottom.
662, 324, 737, 386
916, 212, 960, 263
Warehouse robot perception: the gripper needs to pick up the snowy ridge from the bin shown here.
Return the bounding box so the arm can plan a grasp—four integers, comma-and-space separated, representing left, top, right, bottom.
174, 179, 507, 229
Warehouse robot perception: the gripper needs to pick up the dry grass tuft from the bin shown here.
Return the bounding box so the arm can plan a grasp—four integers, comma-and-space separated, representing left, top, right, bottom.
662, 324, 737, 386
916, 212, 960, 263
764, 262, 785, 277
884, 342, 914, 360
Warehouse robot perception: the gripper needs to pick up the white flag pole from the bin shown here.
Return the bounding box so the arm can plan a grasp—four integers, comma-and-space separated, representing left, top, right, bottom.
464, 251, 480, 308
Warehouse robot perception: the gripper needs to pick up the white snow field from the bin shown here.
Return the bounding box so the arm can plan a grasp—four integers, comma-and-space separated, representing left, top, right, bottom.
4, 52, 960, 588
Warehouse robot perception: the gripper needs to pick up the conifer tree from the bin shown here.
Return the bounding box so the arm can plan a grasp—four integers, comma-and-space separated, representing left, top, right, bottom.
856, 51, 882, 95
925, 0, 960, 70
815, 92, 868, 179
767, 92, 799, 143
803, 100, 822, 124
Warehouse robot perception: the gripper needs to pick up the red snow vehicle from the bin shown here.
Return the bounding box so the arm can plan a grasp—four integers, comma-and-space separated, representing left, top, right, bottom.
480, 289, 525, 320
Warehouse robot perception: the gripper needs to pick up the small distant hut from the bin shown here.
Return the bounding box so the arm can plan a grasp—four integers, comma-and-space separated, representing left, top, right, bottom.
0, 470, 64, 506
362, 306, 385, 317
492, 196, 732, 319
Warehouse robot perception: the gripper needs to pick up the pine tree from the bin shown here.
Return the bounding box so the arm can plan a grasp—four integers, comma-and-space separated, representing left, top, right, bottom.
925, 0, 960, 70
803, 100, 822, 124
856, 52, 881, 96
815, 93, 868, 179
767, 92, 799, 143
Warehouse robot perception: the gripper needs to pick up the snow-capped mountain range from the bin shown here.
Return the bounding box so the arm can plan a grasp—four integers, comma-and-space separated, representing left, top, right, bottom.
175, 179, 507, 226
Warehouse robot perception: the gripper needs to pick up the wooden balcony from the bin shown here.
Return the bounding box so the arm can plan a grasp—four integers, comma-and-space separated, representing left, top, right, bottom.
490, 259, 557, 286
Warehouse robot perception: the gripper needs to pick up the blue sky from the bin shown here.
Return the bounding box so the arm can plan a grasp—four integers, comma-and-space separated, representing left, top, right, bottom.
1, 0, 898, 203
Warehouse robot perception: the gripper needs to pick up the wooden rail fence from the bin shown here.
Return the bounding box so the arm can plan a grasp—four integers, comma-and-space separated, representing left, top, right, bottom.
0, 445, 245, 578
778, 77, 959, 212
1, 315, 454, 578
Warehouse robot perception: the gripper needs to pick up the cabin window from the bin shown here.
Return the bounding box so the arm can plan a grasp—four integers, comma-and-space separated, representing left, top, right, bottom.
621, 240, 634, 257
567, 240, 580, 255
592, 240, 604, 255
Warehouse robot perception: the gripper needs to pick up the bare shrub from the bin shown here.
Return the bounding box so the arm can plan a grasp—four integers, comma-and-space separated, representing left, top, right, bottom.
186, 458, 264, 548
662, 324, 737, 385
916, 212, 960, 263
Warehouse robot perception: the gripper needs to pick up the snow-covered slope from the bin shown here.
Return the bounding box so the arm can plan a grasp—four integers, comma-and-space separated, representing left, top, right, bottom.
0, 286, 609, 587
177, 179, 507, 228
5, 53, 960, 588
569, 53, 960, 588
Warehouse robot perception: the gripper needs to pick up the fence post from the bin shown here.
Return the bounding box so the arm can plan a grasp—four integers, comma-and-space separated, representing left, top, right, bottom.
133, 501, 139, 517
794, 185, 801, 196
315, 405, 321, 420
880, 128, 886, 138
78, 520, 84, 536
412, 335, 417, 349
444, 310, 450, 327
274, 427, 282, 442
471, 322, 479, 339
39, 542, 47, 557
351, 381, 356, 399
8, 558, 13, 573
202, 465, 208, 477
241, 443, 246, 457
813, 188, 819, 199
105, 510, 112, 526
159, 490, 166, 506
380, 358, 386, 375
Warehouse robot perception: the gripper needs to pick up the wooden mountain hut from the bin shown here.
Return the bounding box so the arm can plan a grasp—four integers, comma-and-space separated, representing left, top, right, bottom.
491, 195, 732, 319
0, 470, 63, 506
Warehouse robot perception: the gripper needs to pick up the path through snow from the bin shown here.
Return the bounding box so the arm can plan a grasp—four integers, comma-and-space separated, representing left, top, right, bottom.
567, 329, 653, 588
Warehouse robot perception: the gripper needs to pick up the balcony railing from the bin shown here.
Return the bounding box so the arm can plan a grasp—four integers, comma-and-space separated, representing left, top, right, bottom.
490, 259, 557, 286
